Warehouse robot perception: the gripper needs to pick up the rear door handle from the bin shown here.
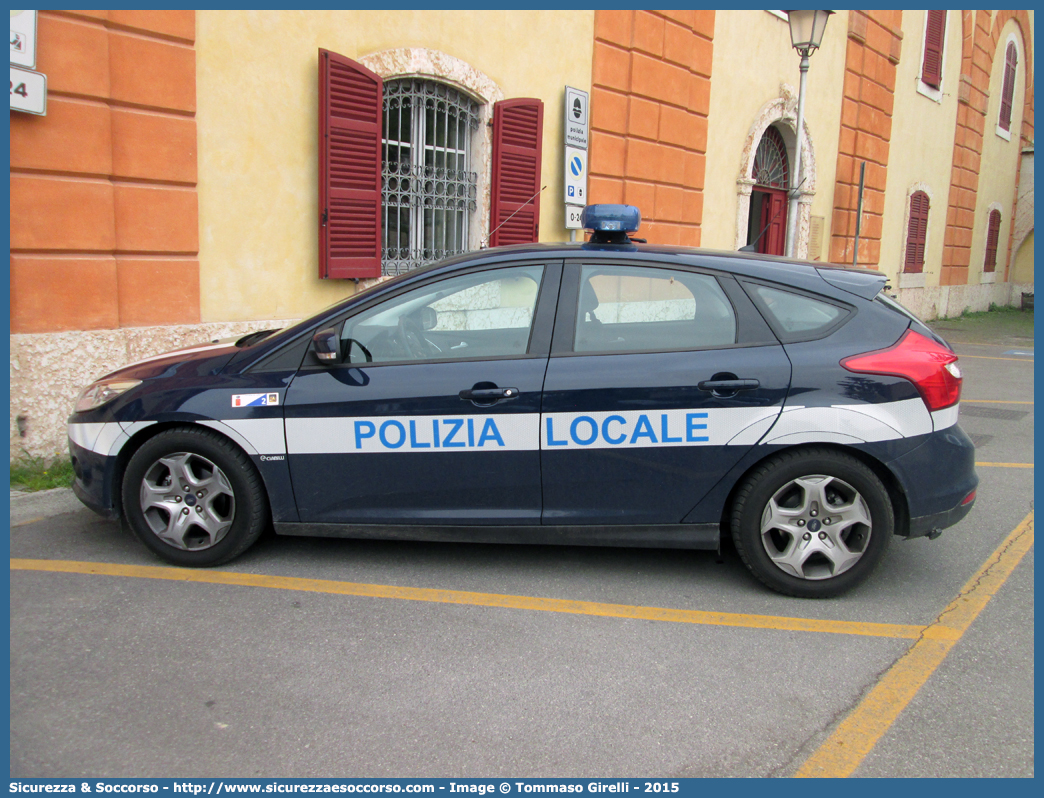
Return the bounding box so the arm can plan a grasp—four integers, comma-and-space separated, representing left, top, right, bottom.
459, 387, 519, 401
697, 379, 760, 393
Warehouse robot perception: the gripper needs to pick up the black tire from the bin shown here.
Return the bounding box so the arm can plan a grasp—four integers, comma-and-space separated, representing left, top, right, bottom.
121, 427, 269, 567
730, 448, 893, 598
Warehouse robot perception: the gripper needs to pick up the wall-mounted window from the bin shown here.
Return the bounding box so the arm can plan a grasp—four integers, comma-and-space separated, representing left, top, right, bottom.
998, 41, 1019, 135
381, 79, 480, 276
904, 191, 930, 273
920, 10, 946, 88
983, 209, 1002, 273
916, 10, 947, 103
317, 50, 543, 280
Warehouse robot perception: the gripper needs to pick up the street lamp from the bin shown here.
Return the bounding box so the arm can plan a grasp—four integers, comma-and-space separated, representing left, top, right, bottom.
783, 9, 833, 258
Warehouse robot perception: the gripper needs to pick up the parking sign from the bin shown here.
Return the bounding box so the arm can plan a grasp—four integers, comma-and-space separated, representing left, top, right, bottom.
564, 146, 587, 207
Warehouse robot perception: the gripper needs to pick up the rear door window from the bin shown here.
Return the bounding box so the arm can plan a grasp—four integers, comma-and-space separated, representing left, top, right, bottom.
574, 264, 736, 353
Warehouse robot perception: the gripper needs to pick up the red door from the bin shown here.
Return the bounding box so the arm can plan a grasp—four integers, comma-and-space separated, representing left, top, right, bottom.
757, 188, 788, 256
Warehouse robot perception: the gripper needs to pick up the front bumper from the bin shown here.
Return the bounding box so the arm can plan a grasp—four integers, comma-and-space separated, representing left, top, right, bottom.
69, 438, 121, 520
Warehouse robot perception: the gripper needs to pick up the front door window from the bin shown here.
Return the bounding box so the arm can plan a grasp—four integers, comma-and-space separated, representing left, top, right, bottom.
341, 265, 544, 363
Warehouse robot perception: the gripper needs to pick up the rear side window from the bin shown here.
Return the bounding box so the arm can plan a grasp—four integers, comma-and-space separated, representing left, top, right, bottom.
574, 265, 736, 353
875, 292, 924, 325
747, 284, 849, 340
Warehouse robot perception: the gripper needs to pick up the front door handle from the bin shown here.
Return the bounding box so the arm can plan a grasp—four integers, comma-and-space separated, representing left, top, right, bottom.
459, 386, 519, 403
697, 378, 760, 395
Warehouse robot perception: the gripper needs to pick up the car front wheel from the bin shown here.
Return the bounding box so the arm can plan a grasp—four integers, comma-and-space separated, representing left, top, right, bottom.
121, 427, 269, 567
730, 448, 893, 598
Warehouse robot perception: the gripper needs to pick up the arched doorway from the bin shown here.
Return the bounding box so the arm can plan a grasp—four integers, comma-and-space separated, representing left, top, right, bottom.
746, 126, 789, 255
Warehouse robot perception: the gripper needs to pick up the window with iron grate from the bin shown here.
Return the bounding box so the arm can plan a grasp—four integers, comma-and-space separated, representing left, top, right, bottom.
319, 51, 542, 280
381, 79, 480, 276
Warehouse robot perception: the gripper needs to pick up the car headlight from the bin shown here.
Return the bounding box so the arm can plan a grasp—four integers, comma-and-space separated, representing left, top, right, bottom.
74, 379, 142, 413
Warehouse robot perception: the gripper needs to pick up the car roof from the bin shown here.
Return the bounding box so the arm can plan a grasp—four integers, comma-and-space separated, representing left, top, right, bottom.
420, 241, 886, 298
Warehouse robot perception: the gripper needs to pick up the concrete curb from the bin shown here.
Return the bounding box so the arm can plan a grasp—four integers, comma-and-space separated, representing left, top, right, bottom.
10, 487, 86, 526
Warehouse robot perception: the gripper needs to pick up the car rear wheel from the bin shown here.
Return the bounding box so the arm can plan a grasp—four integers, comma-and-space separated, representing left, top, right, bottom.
121, 427, 268, 567
730, 448, 892, 598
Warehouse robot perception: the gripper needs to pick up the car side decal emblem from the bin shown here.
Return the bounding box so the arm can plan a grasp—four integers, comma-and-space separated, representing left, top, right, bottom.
232, 393, 280, 408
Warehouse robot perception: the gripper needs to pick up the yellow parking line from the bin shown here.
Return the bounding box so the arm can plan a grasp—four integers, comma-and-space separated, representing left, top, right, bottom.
961, 399, 1034, 404
11, 516, 47, 528
976, 462, 1034, 468
946, 340, 1031, 348
959, 354, 1033, 362
8, 558, 924, 640
794, 512, 1034, 778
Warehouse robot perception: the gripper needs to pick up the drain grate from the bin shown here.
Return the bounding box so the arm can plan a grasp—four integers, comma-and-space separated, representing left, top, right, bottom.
967, 433, 994, 448
960, 406, 1030, 421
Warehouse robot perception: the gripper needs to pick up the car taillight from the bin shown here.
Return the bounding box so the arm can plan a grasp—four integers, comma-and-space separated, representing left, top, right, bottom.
841, 329, 962, 412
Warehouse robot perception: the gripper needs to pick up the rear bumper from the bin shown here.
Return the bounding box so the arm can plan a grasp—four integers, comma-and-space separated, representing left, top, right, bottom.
887, 422, 978, 539
908, 496, 975, 539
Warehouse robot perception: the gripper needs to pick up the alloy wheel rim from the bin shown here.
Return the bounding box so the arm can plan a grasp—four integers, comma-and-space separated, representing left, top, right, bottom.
759, 474, 872, 580
139, 452, 236, 550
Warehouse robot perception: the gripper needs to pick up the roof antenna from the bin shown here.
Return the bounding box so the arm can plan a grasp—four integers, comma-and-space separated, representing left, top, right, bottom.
480, 185, 547, 249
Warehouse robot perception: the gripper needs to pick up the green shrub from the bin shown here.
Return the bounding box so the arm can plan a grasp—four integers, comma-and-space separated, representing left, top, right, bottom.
9, 452, 76, 492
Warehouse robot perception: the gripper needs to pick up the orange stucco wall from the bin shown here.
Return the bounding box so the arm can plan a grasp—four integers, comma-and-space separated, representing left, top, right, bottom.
940, 9, 1034, 286
829, 10, 903, 267
587, 10, 714, 246
9, 10, 200, 334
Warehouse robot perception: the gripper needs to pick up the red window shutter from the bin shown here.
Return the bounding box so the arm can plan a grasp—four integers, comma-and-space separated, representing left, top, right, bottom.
984, 210, 1001, 272
319, 49, 382, 279
490, 98, 544, 247
904, 191, 930, 273
999, 42, 1018, 132
922, 10, 946, 89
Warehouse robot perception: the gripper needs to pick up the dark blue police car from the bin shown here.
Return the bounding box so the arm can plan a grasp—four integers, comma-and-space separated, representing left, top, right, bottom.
68, 205, 977, 597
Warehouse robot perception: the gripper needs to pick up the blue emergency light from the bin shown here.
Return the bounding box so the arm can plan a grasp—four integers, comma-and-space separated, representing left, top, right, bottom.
581, 204, 641, 244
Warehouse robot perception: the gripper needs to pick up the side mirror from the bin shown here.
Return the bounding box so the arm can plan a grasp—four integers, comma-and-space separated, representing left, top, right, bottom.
311, 328, 340, 363
419, 306, 437, 331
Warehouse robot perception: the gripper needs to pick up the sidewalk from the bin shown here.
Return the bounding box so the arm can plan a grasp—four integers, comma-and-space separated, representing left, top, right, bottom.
10, 487, 85, 526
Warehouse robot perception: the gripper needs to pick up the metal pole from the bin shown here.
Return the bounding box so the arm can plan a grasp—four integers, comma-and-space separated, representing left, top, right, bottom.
853, 161, 866, 267
785, 53, 809, 259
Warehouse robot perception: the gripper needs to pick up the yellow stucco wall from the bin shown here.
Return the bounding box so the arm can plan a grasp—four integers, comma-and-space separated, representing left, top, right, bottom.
195, 10, 594, 323
880, 10, 963, 287
969, 17, 1028, 284
702, 10, 846, 254
1012, 231, 1034, 284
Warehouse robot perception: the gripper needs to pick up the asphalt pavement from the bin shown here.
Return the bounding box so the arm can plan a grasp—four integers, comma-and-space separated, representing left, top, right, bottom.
8, 310, 1034, 778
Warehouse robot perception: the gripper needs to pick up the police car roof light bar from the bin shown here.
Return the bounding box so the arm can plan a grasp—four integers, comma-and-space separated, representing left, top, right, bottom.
582, 204, 641, 244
